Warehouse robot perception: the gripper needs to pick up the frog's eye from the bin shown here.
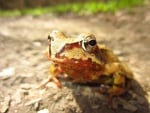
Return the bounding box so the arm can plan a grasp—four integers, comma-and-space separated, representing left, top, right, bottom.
88, 39, 97, 46
81, 35, 97, 52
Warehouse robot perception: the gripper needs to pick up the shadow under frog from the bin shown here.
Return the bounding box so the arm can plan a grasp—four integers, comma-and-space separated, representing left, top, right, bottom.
62, 79, 150, 113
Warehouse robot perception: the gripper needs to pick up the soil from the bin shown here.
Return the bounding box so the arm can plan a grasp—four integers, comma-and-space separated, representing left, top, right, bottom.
0, 4, 150, 113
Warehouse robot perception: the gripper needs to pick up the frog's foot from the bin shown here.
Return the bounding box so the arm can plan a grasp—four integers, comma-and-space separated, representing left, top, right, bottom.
39, 76, 62, 89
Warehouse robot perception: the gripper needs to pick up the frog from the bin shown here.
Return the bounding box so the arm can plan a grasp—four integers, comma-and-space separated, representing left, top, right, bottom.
41, 30, 133, 99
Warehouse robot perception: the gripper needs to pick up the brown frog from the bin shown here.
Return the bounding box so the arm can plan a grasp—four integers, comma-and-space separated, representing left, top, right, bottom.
41, 30, 133, 99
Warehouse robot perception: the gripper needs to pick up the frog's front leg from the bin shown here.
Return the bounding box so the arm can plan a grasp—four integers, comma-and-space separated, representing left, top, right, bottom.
39, 63, 63, 88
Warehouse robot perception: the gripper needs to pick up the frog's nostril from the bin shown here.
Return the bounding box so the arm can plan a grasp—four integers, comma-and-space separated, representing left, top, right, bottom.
48, 35, 54, 41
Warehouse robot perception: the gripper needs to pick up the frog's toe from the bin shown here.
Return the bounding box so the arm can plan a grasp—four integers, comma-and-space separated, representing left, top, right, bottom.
52, 77, 62, 88
39, 76, 62, 89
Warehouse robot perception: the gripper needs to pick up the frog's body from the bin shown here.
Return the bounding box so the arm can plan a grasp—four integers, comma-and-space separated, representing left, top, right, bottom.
42, 30, 133, 98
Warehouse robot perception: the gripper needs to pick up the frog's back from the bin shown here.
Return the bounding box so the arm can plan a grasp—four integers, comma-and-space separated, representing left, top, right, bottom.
97, 44, 119, 63
98, 44, 133, 79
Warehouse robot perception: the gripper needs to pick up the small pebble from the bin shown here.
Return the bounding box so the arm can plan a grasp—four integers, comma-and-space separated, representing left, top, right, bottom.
81, 87, 92, 96
136, 95, 145, 104
92, 105, 99, 109
118, 97, 137, 112
25, 98, 42, 106
37, 109, 49, 113
33, 41, 42, 47
114, 50, 123, 56
66, 95, 73, 101
94, 92, 107, 101
0, 67, 15, 78
146, 91, 150, 103
0, 96, 11, 113
20, 83, 33, 89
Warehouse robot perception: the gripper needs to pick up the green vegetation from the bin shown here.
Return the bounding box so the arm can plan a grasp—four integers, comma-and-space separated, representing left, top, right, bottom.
0, 0, 145, 16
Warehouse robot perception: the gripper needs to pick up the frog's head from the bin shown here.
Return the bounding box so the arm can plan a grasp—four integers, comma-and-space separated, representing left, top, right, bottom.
47, 30, 67, 57
47, 30, 101, 64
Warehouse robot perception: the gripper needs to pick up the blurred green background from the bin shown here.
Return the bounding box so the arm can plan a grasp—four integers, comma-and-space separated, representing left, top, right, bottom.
0, 0, 145, 16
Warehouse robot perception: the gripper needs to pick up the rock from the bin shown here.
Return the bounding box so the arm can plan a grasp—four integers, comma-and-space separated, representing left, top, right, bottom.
66, 94, 73, 101
114, 50, 123, 56
136, 95, 145, 104
33, 41, 42, 47
81, 87, 92, 97
0, 96, 11, 113
34, 102, 40, 111
0, 67, 15, 79
92, 105, 99, 109
129, 90, 145, 104
25, 98, 42, 106
118, 98, 138, 112
94, 92, 107, 102
20, 83, 35, 89
37, 109, 49, 113
146, 91, 150, 104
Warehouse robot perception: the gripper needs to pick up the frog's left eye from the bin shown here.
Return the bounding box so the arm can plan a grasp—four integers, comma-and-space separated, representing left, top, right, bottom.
81, 35, 97, 52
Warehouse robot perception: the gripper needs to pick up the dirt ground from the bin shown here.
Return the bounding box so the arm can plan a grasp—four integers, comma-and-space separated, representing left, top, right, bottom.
0, 4, 150, 113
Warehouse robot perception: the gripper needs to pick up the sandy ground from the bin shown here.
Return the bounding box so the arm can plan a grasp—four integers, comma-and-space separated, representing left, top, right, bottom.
0, 4, 150, 113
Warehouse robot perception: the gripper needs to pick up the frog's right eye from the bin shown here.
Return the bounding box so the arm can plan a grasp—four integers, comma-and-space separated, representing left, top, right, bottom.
88, 39, 97, 46
81, 34, 97, 53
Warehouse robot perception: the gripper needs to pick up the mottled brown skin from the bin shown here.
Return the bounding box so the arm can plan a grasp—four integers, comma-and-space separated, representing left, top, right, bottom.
41, 30, 133, 100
